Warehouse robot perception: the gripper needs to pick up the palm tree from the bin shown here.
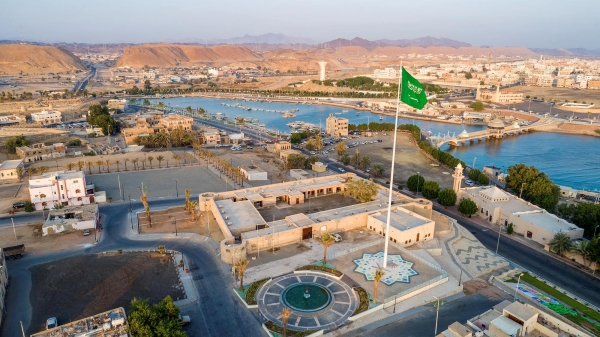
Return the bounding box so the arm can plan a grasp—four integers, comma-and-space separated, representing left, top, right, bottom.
95, 160, 103, 174
26, 167, 37, 179
185, 189, 191, 212
318, 233, 336, 264
157, 155, 164, 168
77, 160, 84, 171
572, 240, 593, 267
86, 161, 93, 174
132, 158, 139, 171
373, 267, 385, 304
360, 155, 371, 171
351, 150, 361, 168
189, 201, 198, 220
38, 166, 49, 174
281, 307, 292, 337
105, 159, 111, 173
66, 162, 75, 171
115, 160, 121, 172
371, 165, 385, 178
148, 155, 154, 169
235, 259, 249, 291
173, 154, 180, 168
124, 158, 130, 171
549, 232, 574, 257
16, 166, 24, 182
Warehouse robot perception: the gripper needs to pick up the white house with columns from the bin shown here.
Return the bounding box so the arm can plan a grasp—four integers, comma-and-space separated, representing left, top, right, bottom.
29, 171, 91, 210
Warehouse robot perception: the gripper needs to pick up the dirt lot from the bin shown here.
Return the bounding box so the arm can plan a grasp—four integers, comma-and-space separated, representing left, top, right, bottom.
462, 279, 508, 300
137, 205, 225, 242
514, 85, 599, 103
29, 252, 185, 334
337, 132, 455, 189
0, 223, 97, 256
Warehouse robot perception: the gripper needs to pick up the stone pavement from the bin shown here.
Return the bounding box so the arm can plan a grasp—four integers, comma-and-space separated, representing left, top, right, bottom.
450, 223, 509, 277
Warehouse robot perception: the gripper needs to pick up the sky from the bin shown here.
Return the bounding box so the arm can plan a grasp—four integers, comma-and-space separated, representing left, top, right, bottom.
1, 0, 599, 49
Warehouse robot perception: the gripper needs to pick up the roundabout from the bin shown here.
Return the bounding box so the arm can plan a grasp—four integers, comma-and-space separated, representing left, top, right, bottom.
256, 271, 358, 331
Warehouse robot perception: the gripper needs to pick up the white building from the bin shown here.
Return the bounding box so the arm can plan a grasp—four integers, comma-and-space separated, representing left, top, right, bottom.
30, 110, 62, 124
373, 67, 400, 79
29, 171, 91, 210
240, 166, 268, 181
0, 160, 24, 180
42, 204, 99, 236
0, 114, 25, 125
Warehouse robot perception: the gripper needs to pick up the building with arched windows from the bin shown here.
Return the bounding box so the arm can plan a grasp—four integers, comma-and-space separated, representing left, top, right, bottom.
29, 171, 91, 210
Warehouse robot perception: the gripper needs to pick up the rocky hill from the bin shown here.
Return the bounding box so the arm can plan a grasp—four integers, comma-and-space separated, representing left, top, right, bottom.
115, 44, 260, 68
0, 44, 86, 75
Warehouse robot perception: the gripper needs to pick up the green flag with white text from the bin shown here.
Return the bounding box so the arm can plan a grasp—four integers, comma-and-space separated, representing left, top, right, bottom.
401, 67, 428, 110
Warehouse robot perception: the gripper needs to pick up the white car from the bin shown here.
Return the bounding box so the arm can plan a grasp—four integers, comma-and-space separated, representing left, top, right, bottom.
47, 317, 58, 330
331, 233, 342, 242
338, 167, 345, 172
465, 179, 475, 186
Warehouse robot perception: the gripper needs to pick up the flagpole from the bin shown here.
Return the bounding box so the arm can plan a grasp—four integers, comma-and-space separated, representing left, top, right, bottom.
383, 59, 403, 269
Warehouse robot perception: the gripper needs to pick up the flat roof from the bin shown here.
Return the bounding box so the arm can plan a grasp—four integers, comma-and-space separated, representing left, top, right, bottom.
491, 315, 522, 335
215, 199, 265, 231
504, 301, 537, 321
517, 211, 581, 233
31, 307, 127, 337
0, 159, 22, 169
371, 207, 431, 231
243, 219, 294, 239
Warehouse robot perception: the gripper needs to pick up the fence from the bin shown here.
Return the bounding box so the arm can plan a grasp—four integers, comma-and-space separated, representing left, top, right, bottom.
382, 274, 449, 307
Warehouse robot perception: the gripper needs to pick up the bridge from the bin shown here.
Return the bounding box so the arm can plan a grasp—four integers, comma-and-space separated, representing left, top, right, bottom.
430, 118, 557, 148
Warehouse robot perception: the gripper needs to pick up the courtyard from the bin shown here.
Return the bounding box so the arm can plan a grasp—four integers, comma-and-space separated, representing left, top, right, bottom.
257, 194, 360, 222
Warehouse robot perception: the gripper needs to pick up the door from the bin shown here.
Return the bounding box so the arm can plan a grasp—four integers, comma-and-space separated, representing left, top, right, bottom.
526, 231, 533, 238
416, 233, 420, 242
302, 227, 312, 240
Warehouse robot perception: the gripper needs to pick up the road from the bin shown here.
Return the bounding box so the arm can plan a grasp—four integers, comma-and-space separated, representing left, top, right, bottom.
1, 197, 268, 337
344, 293, 506, 337
73, 67, 96, 93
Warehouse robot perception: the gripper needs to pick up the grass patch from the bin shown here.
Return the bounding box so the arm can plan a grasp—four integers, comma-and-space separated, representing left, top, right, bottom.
296, 264, 343, 277
265, 321, 317, 337
352, 287, 370, 316
520, 273, 600, 324
246, 278, 270, 305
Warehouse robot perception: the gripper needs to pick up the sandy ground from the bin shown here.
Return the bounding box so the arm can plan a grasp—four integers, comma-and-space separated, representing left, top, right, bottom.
462, 279, 506, 300
514, 85, 599, 103
137, 206, 225, 242
0, 222, 97, 256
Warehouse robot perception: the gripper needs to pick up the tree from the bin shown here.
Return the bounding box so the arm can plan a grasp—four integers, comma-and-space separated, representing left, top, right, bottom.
342, 178, 378, 202
468, 169, 490, 185
235, 259, 249, 291
5, 135, 31, 154
157, 155, 164, 168
304, 155, 320, 169
373, 268, 385, 304
470, 101, 485, 112
140, 186, 152, 227
359, 155, 371, 171
66, 162, 75, 171
507, 223, 514, 235
38, 166, 49, 174
407, 174, 425, 194
105, 159, 111, 173
340, 153, 351, 165
24, 201, 34, 212
318, 233, 336, 264
286, 153, 306, 169
464, 72, 473, 79
86, 161, 93, 174
189, 201, 198, 220
115, 160, 121, 172
132, 158, 139, 171
457, 198, 478, 217
437, 188, 457, 207
184, 189, 191, 212
282, 307, 292, 337
148, 155, 154, 169
128, 296, 186, 337
95, 160, 103, 173
505, 164, 560, 211
290, 133, 302, 144
371, 165, 385, 178
572, 240, 593, 267
350, 150, 361, 168
87, 104, 117, 135
335, 142, 347, 158
422, 181, 440, 199
548, 232, 574, 257
16, 167, 24, 182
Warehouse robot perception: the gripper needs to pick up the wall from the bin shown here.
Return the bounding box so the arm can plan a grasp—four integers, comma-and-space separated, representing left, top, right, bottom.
245, 227, 304, 254
367, 215, 435, 246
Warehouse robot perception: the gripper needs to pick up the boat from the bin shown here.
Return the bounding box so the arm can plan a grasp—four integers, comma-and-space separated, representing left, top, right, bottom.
356, 112, 360, 116
244, 117, 252, 122
335, 112, 342, 115
282, 112, 296, 118
342, 109, 349, 113
379, 116, 383, 120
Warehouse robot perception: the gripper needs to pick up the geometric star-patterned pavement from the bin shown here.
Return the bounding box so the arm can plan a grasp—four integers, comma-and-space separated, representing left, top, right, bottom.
353, 251, 418, 285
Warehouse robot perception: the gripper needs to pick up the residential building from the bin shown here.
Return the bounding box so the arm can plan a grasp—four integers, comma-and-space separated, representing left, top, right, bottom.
438, 300, 593, 337
0, 248, 8, 328
108, 99, 128, 110
0, 159, 24, 180
29, 170, 91, 210
0, 114, 25, 125
42, 204, 99, 236
200, 129, 221, 146
240, 166, 268, 181
16, 143, 66, 163
121, 112, 193, 145
325, 114, 349, 137
198, 173, 435, 265
311, 161, 327, 173
373, 67, 399, 79
30, 110, 62, 124
536, 76, 554, 87
31, 307, 128, 337
476, 84, 523, 104
279, 149, 302, 162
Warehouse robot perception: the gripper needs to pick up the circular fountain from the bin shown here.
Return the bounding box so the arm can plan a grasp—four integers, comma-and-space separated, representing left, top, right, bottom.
281, 283, 332, 313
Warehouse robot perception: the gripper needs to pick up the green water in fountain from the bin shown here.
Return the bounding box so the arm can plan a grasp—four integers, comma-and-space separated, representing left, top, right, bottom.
282, 283, 332, 312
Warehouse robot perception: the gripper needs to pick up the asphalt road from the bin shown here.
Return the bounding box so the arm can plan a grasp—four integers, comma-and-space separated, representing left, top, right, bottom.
1, 197, 268, 337
344, 293, 506, 337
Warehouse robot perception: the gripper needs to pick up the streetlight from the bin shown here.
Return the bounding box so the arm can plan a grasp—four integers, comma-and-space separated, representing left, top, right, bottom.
433, 296, 443, 336
11, 218, 18, 245
121, 184, 125, 201
175, 180, 178, 197
514, 273, 523, 301
496, 223, 502, 254
171, 216, 178, 236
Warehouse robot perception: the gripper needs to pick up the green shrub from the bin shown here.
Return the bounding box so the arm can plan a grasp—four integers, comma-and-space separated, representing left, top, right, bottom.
507, 223, 514, 235
458, 198, 478, 216
295, 265, 342, 277
24, 202, 35, 212
352, 287, 370, 316
437, 188, 457, 207
422, 181, 440, 199
246, 278, 270, 305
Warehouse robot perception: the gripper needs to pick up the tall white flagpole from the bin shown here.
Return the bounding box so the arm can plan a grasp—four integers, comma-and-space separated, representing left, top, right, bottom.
383, 59, 403, 268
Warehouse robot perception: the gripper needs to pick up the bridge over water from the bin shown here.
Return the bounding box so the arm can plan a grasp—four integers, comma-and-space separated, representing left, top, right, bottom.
429, 118, 557, 148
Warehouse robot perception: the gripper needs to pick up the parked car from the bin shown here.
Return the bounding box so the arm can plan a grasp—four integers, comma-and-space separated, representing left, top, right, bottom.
83, 229, 91, 236
46, 317, 58, 330
331, 233, 342, 242
12, 202, 26, 209
465, 179, 475, 186
179, 314, 191, 326
338, 167, 345, 172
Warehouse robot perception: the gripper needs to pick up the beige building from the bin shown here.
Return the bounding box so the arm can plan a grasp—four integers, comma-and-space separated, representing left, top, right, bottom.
198, 174, 435, 265
31, 307, 128, 337
121, 111, 193, 145
279, 149, 302, 162
16, 143, 66, 163
108, 99, 128, 110
326, 114, 349, 137
476, 84, 523, 104
31, 110, 62, 124
0, 159, 24, 180
200, 129, 222, 146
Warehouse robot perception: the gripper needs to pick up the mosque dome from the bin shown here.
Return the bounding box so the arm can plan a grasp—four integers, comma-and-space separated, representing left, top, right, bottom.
458, 129, 469, 139
512, 121, 520, 128
487, 119, 505, 129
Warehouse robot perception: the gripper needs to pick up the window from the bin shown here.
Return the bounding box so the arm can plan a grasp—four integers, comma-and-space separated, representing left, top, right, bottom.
75, 189, 81, 194
77, 197, 82, 201
60, 185, 64, 190
40, 194, 46, 198
73, 180, 78, 183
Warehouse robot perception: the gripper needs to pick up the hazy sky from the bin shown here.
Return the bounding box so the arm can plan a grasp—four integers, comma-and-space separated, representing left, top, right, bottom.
1, 0, 598, 49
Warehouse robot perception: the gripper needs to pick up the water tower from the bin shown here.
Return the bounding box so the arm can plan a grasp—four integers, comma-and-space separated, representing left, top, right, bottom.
318, 61, 327, 81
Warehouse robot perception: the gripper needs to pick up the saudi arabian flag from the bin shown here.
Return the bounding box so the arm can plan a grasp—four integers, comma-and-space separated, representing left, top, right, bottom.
401, 67, 428, 110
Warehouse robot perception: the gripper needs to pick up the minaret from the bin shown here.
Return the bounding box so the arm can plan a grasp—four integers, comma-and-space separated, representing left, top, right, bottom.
452, 163, 464, 198
476, 83, 481, 100
495, 80, 501, 102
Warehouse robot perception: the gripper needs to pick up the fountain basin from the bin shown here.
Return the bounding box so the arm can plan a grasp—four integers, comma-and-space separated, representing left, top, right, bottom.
281, 283, 333, 313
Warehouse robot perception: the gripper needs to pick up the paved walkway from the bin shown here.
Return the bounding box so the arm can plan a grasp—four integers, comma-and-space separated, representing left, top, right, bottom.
450, 223, 509, 277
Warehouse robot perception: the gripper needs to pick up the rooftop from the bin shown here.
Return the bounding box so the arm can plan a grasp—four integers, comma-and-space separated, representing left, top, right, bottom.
0, 159, 23, 170
215, 199, 265, 231
30, 307, 127, 337
504, 301, 537, 321
371, 206, 431, 231
516, 211, 580, 234
30, 170, 85, 186
490, 315, 522, 336
44, 204, 98, 227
